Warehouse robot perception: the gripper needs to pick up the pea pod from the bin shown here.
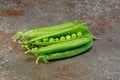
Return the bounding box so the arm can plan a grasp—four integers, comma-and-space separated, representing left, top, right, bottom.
31, 32, 82, 46
13, 21, 95, 64
26, 36, 91, 55
36, 39, 93, 63
13, 20, 78, 41
21, 23, 89, 45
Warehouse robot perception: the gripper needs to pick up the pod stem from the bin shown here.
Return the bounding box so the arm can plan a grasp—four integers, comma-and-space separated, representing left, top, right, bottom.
92, 36, 100, 40
12, 32, 23, 41
36, 55, 48, 64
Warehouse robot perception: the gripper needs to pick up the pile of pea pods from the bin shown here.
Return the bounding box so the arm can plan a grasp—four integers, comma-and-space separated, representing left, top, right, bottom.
13, 21, 95, 64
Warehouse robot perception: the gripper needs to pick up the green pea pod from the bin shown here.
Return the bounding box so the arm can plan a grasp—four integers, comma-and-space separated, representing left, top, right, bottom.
13, 20, 78, 41
36, 39, 93, 64
26, 36, 91, 55
21, 23, 90, 45
31, 32, 82, 46
12, 21, 95, 64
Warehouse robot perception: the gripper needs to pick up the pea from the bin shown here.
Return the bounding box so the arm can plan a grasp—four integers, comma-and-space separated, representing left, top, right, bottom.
71, 33, 77, 38
60, 36, 65, 41
49, 38, 54, 42
55, 38, 59, 41
66, 35, 71, 40
77, 32, 82, 37
42, 38, 48, 42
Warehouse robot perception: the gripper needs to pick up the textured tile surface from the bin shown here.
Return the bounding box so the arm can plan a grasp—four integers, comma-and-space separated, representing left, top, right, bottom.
0, 0, 120, 80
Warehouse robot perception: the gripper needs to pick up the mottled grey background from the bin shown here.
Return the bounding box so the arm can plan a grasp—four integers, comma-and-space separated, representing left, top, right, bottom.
0, 0, 120, 80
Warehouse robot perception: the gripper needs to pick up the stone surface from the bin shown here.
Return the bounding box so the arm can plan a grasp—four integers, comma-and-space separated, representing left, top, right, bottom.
0, 0, 120, 80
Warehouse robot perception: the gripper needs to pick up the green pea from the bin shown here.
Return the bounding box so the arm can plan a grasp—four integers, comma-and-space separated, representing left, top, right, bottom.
49, 38, 54, 42
66, 35, 71, 40
60, 36, 65, 41
77, 32, 82, 37
71, 33, 77, 38
55, 38, 59, 41
42, 38, 48, 42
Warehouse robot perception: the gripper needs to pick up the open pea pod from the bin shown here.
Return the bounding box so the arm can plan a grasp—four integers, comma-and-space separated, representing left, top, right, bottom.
31, 23, 90, 46
20, 23, 90, 45
13, 20, 78, 41
31, 31, 82, 46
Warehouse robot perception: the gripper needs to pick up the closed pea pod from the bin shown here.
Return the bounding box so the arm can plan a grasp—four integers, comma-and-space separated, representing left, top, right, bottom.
36, 40, 93, 63
26, 20, 78, 32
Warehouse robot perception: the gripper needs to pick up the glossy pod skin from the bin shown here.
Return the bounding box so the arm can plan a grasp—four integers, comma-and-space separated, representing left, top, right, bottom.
36, 39, 93, 64
13, 20, 78, 41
